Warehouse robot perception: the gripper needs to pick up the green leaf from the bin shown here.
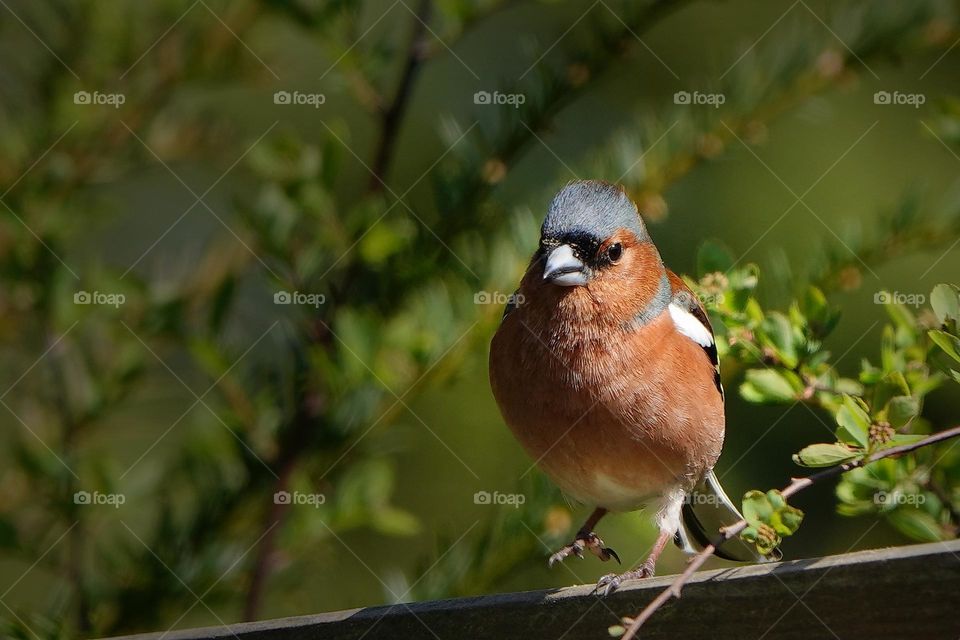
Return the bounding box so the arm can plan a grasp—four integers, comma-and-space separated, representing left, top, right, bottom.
742, 489, 773, 524
759, 312, 799, 368
888, 433, 926, 446
881, 326, 897, 372
835, 395, 871, 447
793, 443, 861, 467
886, 395, 920, 428
929, 330, 960, 363
741, 489, 802, 553
740, 369, 797, 403
696, 240, 734, 276
608, 625, 626, 638
770, 503, 804, 536
883, 302, 916, 331
930, 284, 960, 324
886, 508, 946, 542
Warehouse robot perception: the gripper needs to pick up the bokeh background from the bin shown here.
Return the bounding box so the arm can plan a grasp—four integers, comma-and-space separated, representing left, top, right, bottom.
2, 0, 960, 637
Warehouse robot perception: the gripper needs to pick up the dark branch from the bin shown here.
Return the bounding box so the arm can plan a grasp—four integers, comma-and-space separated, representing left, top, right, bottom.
369, 0, 432, 192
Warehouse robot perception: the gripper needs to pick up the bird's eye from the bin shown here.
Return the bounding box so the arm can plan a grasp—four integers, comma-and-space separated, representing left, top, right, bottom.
606, 242, 623, 263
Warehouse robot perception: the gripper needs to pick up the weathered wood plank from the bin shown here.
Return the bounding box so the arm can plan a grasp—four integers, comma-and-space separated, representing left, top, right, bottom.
111, 540, 960, 640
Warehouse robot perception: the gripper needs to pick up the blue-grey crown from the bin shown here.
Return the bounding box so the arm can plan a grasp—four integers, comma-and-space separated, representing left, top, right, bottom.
541, 180, 649, 243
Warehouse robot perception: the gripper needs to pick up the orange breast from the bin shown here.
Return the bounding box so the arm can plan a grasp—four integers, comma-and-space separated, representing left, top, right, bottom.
489, 282, 724, 511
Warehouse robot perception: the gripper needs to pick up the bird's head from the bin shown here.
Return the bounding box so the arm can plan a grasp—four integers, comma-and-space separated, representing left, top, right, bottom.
538, 180, 662, 292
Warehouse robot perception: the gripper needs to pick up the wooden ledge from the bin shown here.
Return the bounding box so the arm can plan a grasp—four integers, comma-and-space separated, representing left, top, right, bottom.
109, 539, 960, 640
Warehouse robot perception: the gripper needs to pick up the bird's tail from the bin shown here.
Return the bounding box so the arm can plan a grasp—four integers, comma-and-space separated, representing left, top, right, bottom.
673, 470, 780, 563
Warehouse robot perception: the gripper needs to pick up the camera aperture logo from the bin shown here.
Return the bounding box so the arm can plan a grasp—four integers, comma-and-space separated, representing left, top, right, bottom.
273, 490, 326, 508
874, 291, 925, 308
74, 290, 126, 308
74, 490, 126, 508
674, 90, 725, 108
273, 90, 326, 108
473, 490, 525, 508
74, 90, 126, 108
873, 90, 925, 108
274, 290, 326, 308
473, 90, 526, 109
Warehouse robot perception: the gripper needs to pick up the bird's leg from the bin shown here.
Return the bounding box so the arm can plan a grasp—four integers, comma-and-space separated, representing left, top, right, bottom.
548, 508, 620, 567
596, 529, 672, 596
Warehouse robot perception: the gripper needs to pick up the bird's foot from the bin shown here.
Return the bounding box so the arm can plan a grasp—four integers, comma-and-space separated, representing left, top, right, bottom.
595, 558, 656, 596
548, 531, 620, 567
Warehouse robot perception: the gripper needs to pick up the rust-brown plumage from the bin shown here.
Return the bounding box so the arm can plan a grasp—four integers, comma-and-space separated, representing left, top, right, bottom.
489, 181, 764, 593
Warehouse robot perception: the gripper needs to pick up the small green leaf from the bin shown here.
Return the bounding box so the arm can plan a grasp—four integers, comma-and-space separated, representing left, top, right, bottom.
835, 395, 871, 447
886, 395, 920, 428
929, 330, 960, 363
793, 443, 861, 467
608, 625, 626, 637
759, 312, 799, 368
771, 503, 804, 536
881, 325, 897, 372
886, 508, 946, 542
742, 489, 773, 524
883, 302, 916, 331
888, 433, 926, 446
740, 369, 797, 403
886, 371, 911, 395
930, 284, 960, 324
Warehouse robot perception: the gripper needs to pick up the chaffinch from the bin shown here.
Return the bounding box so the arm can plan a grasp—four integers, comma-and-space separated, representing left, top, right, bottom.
489, 180, 767, 595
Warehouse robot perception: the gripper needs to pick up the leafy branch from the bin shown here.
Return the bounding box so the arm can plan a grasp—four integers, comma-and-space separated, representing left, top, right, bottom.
610, 423, 960, 640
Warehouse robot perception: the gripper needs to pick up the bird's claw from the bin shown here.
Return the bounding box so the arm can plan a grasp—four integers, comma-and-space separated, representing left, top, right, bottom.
601, 546, 621, 564
595, 573, 621, 597
594, 561, 656, 597
548, 532, 619, 567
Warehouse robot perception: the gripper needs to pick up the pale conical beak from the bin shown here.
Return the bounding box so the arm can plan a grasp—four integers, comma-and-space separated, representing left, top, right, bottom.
543, 244, 588, 286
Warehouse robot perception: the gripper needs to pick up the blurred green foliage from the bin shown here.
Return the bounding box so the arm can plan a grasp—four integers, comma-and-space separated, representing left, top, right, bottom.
1, 0, 960, 638
683, 247, 960, 549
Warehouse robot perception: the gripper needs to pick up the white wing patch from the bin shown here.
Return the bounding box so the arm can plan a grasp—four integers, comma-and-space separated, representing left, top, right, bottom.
668, 303, 713, 348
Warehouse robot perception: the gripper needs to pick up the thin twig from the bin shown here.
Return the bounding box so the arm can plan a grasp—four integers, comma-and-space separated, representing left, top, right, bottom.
619, 424, 960, 640
369, 0, 432, 191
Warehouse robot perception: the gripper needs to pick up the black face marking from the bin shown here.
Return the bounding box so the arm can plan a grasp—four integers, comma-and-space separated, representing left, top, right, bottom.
540, 231, 631, 276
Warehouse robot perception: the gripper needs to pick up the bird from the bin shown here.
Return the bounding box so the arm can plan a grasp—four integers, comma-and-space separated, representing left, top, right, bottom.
488, 180, 768, 595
